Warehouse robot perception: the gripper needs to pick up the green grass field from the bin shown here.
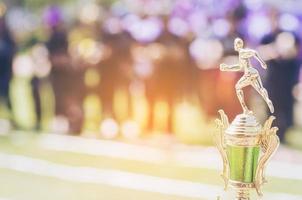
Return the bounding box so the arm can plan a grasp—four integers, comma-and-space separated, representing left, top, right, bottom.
0, 133, 301, 200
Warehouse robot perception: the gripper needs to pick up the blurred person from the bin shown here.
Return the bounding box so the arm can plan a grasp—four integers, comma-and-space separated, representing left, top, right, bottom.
99, 27, 133, 121
260, 10, 301, 142
45, 6, 84, 134
146, 29, 190, 133
23, 37, 43, 130
261, 31, 301, 143
25, 38, 53, 131
0, 13, 16, 120
220, 5, 247, 56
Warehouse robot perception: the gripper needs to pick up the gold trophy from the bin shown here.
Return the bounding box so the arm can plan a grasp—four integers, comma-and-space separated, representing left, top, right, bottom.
214, 38, 279, 199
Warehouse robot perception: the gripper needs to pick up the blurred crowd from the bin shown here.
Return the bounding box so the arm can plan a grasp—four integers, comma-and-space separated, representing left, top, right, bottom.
0, 0, 301, 144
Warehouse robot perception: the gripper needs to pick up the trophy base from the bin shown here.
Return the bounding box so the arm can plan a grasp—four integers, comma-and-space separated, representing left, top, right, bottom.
235, 189, 250, 200
216, 188, 272, 200
216, 189, 250, 200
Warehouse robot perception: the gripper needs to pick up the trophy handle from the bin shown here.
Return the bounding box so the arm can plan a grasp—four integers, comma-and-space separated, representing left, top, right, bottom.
214, 110, 230, 190
255, 116, 279, 196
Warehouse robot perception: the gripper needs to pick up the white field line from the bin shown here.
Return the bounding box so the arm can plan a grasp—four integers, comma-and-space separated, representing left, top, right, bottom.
39, 134, 302, 181
0, 152, 220, 199
0, 152, 301, 200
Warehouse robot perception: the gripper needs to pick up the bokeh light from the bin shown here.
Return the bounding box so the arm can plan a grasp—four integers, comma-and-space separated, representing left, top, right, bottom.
100, 118, 119, 139
279, 13, 300, 32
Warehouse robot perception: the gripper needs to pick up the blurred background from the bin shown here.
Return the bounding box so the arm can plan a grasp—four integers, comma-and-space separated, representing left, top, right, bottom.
0, 0, 302, 199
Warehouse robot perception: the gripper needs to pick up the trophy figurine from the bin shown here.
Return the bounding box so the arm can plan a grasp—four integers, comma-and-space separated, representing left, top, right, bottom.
214, 38, 279, 199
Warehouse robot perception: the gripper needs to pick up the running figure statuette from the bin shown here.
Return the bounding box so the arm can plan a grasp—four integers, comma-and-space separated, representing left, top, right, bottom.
220, 38, 274, 114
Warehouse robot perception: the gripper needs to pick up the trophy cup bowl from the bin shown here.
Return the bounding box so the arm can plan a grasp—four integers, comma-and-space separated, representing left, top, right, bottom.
215, 110, 279, 200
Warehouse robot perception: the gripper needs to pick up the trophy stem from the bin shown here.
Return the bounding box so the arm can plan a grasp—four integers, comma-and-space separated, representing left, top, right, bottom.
236, 189, 250, 200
